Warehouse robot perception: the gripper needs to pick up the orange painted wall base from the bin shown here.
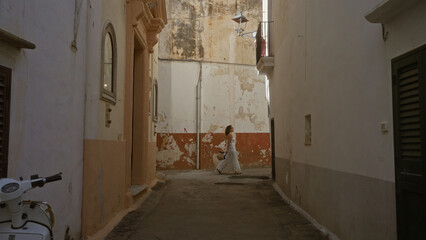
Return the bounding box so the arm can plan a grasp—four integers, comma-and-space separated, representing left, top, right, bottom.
157, 133, 271, 170
82, 139, 127, 236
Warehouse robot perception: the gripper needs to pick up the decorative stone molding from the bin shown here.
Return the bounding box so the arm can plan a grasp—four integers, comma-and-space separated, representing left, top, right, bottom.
128, 0, 167, 52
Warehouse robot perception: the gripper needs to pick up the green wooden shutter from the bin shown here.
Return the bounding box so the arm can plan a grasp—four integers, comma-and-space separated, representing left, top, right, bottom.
392, 45, 426, 239
395, 63, 423, 181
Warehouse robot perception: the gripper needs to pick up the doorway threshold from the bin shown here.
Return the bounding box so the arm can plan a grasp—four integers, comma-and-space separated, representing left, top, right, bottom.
131, 185, 149, 196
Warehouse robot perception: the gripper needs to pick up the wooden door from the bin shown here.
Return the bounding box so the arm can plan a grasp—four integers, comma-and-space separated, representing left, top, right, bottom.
392, 44, 426, 239
0, 66, 11, 178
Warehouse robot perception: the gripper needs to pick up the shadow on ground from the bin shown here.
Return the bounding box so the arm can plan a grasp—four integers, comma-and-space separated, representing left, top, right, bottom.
106, 168, 328, 240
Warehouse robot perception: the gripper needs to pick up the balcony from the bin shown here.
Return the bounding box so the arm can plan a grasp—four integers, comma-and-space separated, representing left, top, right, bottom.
255, 21, 274, 75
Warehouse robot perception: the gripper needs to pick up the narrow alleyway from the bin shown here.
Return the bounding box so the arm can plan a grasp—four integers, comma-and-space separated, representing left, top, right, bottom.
106, 168, 328, 240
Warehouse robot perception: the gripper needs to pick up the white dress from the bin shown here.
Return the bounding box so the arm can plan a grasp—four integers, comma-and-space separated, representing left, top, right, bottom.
216, 133, 241, 174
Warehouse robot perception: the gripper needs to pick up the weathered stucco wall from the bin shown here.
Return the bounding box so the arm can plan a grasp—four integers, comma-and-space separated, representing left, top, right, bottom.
159, 0, 262, 64
202, 63, 268, 132
82, 139, 127, 236
157, 0, 270, 170
96, 0, 126, 141
269, 0, 398, 239
157, 132, 270, 169
1, 0, 167, 238
123, 0, 167, 196
81, 0, 129, 237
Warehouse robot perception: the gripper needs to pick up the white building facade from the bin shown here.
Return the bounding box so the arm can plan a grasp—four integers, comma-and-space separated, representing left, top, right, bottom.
0, 0, 167, 238
264, 0, 426, 239
0, 1, 88, 238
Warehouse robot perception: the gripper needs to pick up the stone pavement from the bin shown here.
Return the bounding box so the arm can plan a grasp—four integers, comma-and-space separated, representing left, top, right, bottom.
106, 168, 329, 240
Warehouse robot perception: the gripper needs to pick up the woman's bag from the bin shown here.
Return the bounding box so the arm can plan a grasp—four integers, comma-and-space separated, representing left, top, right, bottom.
217, 152, 225, 161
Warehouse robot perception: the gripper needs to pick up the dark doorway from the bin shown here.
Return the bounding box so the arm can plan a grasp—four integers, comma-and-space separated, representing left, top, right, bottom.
270, 118, 275, 180
0, 66, 11, 178
392, 44, 426, 240
131, 37, 145, 186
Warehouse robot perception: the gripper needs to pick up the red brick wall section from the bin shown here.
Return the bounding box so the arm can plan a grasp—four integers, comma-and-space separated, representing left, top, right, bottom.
157, 133, 271, 170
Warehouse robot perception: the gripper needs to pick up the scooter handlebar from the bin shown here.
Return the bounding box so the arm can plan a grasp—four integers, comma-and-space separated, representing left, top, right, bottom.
45, 172, 62, 183
30, 172, 62, 188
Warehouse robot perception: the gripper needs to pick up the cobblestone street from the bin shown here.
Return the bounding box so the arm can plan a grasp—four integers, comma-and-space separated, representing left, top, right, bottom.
107, 168, 328, 240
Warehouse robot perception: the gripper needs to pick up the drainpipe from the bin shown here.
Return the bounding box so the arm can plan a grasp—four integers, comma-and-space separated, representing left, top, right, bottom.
196, 62, 202, 170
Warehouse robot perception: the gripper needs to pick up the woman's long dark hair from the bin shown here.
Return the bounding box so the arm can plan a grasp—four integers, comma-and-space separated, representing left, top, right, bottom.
225, 125, 232, 136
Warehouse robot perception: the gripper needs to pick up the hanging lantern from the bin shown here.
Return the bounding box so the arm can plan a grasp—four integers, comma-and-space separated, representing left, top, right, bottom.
232, 12, 249, 36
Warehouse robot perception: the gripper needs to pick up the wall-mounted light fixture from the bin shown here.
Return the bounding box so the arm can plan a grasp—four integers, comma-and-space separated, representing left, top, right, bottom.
232, 12, 257, 38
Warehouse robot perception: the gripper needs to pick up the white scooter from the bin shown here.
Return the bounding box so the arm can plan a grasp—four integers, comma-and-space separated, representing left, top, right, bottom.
0, 173, 62, 240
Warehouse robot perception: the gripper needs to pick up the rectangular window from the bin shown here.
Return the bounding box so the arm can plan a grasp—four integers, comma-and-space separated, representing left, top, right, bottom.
305, 114, 311, 145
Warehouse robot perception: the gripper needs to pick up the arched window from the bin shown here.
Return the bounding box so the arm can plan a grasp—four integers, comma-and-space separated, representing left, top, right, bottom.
101, 23, 117, 103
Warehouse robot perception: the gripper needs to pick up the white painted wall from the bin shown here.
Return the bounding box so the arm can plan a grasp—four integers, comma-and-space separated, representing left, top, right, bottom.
270, 0, 395, 182
267, 1, 410, 238
157, 60, 269, 135
0, 1, 87, 238
157, 61, 199, 133
83, 0, 126, 141
384, 1, 426, 59
96, 0, 126, 141
202, 63, 269, 133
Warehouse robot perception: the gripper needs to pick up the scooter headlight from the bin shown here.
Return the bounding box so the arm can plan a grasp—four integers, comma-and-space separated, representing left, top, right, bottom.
1, 182, 20, 193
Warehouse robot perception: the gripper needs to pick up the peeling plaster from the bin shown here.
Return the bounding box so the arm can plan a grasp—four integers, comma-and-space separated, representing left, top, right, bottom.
202, 133, 213, 143
157, 0, 269, 170
157, 135, 184, 168
184, 140, 196, 165
158, 112, 167, 123
167, 1, 205, 59
210, 64, 229, 76
208, 124, 219, 132
158, 132, 270, 170
158, 112, 170, 132
160, 0, 262, 63
235, 67, 265, 95
260, 149, 267, 158
235, 106, 266, 131
238, 77, 255, 94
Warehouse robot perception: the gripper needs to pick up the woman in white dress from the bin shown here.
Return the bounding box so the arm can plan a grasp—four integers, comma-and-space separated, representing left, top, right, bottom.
216, 125, 242, 174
